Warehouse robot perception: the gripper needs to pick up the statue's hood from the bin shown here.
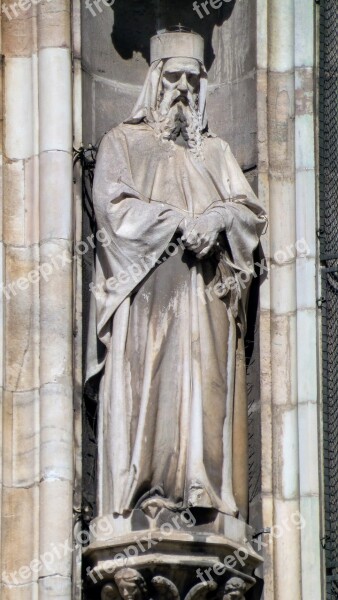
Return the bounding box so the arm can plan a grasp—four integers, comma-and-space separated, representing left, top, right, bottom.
124, 59, 209, 131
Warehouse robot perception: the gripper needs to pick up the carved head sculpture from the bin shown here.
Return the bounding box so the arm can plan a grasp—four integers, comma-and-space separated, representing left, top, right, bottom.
126, 30, 208, 157
114, 568, 148, 600
223, 577, 247, 600
152, 31, 205, 148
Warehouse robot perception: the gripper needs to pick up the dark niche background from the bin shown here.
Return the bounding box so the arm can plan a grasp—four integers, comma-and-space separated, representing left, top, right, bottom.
82, 0, 257, 169
81, 0, 262, 549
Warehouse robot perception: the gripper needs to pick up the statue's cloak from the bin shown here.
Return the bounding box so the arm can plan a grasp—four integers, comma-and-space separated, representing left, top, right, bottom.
87, 120, 266, 521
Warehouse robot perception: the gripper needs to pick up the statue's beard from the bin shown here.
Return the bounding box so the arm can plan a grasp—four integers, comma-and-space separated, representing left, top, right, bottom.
155, 94, 204, 158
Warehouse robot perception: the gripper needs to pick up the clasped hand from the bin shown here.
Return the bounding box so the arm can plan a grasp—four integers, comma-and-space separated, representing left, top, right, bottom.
179, 211, 224, 260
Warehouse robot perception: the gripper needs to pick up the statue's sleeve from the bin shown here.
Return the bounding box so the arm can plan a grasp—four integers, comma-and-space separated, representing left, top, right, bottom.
91, 128, 183, 347
210, 142, 267, 277
204, 142, 268, 326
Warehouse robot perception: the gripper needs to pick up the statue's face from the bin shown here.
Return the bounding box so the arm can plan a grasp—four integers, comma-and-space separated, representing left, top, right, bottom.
159, 57, 201, 115
223, 578, 246, 600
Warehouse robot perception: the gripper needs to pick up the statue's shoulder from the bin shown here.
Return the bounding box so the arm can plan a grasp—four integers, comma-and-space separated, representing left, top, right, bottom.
204, 133, 230, 152
96, 123, 135, 155
100, 122, 149, 145
100, 123, 128, 142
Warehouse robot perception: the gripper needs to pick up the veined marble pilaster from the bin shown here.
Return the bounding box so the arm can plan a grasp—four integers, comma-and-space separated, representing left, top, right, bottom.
258, 0, 322, 597
295, 1, 322, 596
72, 1, 83, 599
0, 1, 74, 599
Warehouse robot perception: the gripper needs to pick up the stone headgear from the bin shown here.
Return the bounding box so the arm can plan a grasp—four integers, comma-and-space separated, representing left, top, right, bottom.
150, 30, 205, 64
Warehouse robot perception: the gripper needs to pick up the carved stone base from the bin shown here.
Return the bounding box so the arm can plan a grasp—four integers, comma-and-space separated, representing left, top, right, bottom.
83, 527, 262, 600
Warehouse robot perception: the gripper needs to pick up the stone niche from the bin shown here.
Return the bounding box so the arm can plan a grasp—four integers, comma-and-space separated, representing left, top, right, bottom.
81, 0, 257, 169
81, 1, 263, 598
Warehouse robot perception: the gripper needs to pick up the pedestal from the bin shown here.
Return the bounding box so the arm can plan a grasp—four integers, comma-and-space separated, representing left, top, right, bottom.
83, 512, 262, 599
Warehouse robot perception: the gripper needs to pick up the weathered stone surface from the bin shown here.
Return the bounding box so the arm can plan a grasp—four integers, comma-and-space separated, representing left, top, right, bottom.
11, 390, 40, 487
3, 160, 25, 246
4, 246, 39, 392
39, 150, 73, 241
4, 57, 34, 160
40, 383, 73, 482
24, 156, 40, 247
37, 2, 71, 50
2, 583, 39, 599
271, 314, 297, 406
2, 10, 35, 58
39, 480, 73, 578
38, 576, 72, 599
1, 486, 39, 579
39, 48, 72, 153
39, 240, 72, 387
267, 72, 295, 178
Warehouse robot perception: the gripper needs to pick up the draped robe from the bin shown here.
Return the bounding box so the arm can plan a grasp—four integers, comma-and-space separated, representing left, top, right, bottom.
87, 121, 266, 521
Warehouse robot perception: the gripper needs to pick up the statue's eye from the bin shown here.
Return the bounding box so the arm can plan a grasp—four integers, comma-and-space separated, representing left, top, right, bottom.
164, 72, 181, 84
187, 74, 199, 88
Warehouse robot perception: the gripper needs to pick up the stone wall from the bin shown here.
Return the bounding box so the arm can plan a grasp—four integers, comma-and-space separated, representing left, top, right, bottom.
0, 1, 324, 599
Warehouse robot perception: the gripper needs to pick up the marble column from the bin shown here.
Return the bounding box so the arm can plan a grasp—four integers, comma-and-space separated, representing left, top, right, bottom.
72, 1, 84, 598
0, 1, 74, 599
294, 1, 322, 596
257, 0, 322, 597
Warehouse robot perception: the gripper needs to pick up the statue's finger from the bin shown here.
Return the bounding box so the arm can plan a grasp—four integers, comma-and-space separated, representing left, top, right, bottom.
197, 244, 213, 259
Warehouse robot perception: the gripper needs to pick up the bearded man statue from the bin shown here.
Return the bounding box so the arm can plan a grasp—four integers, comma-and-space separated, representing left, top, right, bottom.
87, 30, 267, 531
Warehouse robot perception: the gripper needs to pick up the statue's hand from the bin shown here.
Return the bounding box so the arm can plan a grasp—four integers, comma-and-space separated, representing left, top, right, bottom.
182, 212, 223, 259
179, 216, 200, 249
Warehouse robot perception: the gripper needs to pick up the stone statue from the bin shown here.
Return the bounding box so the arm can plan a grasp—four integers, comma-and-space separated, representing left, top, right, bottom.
87, 30, 267, 526
223, 577, 247, 600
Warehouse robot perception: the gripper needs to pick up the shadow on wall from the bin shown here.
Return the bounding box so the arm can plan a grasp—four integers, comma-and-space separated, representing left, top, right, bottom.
110, 0, 236, 70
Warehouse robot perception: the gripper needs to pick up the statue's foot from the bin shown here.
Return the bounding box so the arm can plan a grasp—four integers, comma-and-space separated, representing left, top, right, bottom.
220, 494, 238, 517
139, 496, 181, 519
186, 482, 238, 516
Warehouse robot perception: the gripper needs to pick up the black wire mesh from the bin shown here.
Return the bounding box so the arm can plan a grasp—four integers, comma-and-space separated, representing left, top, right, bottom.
74, 145, 99, 521
320, 0, 338, 597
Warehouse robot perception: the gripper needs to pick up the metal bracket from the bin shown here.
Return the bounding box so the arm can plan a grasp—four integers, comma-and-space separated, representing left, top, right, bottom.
253, 528, 271, 538
317, 297, 326, 309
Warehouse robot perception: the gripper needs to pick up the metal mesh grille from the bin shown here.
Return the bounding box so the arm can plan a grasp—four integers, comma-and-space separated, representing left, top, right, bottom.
320, 0, 338, 596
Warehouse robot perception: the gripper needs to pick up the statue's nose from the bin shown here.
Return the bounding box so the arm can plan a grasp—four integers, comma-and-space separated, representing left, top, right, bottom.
177, 73, 188, 92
